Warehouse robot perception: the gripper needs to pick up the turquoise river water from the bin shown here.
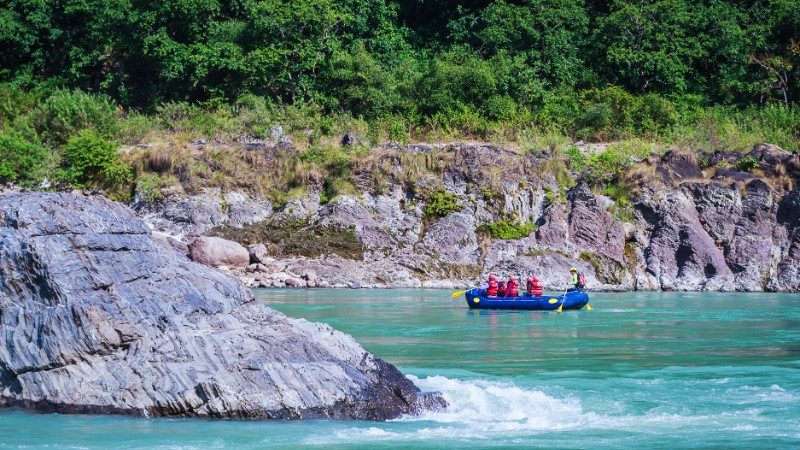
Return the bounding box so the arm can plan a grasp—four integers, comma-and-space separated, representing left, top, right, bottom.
1, 290, 799, 449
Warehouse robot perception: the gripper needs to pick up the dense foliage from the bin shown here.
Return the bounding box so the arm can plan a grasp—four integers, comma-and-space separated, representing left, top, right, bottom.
0, 0, 799, 200
1, 0, 797, 112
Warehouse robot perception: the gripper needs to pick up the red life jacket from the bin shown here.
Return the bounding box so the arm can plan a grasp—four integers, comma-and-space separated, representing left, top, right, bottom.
531, 277, 542, 297
507, 276, 519, 297
578, 273, 587, 289
527, 276, 543, 296
487, 279, 499, 296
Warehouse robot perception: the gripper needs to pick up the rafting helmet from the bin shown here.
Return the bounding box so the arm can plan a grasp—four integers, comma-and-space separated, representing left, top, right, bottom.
569, 267, 577, 273
488, 274, 498, 281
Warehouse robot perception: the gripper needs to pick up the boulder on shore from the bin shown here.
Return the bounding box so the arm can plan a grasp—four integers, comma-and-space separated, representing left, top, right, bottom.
0, 193, 442, 419
248, 243, 269, 264
189, 235, 250, 267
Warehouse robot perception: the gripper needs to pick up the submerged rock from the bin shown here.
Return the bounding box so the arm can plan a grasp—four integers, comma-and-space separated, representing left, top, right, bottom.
0, 193, 442, 419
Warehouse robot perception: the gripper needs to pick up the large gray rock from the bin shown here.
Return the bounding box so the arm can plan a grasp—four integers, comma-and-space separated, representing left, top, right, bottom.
189, 236, 250, 267
133, 189, 272, 237
0, 193, 441, 418
770, 189, 800, 291
640, 189, 734, 291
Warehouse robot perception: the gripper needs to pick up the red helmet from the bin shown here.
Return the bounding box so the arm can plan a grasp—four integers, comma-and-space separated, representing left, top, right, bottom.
532, 276, 540, 282
488, 274, 498, 281
509, 275, 518, 281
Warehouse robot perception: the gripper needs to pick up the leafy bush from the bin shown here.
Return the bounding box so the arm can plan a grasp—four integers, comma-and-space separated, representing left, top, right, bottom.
585, 140, 653, 186
134, 173, 163, 203
61, 130, 132, 193
423, 191, 461, 218
320, 177, 359, 204
484, 95, 518, 121
0, 84, 39, 129
735, 155, 759, 172
387, 120, 408, 143
575, 86, 638, 140
636, 93, 679, 135
564, 145, 586, 172
117, 112, 157, 143
420, 50, 499, 117
36, 90, 118, 144
603, 183, 631, 207
0, 131, 51, 187
481, 219, 536, 240
156, 102, 238, 139
299, 145, 367, 176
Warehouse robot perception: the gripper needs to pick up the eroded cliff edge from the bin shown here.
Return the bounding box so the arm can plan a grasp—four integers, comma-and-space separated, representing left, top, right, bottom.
133, 142, 800, 292
0, 192, 441, 418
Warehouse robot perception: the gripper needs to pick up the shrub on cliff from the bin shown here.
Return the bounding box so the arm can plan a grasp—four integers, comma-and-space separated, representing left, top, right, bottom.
61, 130, 132, 196
585, 140, 653, 186
735, 155, 759, 172
480, 219, 536, 240
423, 191, 461, 218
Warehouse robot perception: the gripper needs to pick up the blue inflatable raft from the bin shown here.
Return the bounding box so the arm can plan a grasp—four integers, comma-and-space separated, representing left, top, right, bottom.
465, 288, 589, 310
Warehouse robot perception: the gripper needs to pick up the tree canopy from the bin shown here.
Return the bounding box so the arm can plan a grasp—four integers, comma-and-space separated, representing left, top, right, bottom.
0, 0, 798, 113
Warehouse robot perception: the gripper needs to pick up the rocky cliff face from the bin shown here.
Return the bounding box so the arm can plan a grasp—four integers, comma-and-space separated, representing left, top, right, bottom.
135, 143, 800, 292
0, 193, 441, 418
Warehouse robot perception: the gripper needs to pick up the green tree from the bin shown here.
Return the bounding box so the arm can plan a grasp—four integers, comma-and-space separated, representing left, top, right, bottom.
595, 0, 700, 94
450, 0, 589, 88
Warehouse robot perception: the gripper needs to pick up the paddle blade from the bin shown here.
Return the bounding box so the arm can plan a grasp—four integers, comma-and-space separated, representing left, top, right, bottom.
557, 305, 563, 312
451, 290, 466, 298
586, 304, 593, 311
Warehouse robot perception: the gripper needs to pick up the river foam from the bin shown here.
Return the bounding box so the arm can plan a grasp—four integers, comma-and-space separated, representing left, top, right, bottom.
305, 374, 799, 445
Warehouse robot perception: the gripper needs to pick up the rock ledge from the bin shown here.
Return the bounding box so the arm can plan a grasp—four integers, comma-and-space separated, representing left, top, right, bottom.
0, 193, 442, 419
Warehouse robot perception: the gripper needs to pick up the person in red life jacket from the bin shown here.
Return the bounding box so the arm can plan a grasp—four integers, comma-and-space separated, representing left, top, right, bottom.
506, 275, 520, 297
486, 274, 499, 296
497, 280, 507, 297
527, 275, 543, 297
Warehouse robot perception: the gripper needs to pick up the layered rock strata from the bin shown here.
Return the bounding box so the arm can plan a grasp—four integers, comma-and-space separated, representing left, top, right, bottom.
0, 193, 441, 418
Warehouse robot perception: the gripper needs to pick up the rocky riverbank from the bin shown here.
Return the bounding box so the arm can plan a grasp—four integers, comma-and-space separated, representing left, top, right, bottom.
132, 142, 800, 292
0, 193, 443, 418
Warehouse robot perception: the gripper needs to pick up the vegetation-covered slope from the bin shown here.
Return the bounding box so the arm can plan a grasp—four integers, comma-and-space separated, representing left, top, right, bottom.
0, 1, 798, 200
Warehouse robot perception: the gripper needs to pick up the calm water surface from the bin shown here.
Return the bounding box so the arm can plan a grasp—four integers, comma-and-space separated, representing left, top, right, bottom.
1, 290, 799, 449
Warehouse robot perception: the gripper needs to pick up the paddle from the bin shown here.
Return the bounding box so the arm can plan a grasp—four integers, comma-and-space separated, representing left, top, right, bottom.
556, 286, 567, 312
451, 290, 466, 298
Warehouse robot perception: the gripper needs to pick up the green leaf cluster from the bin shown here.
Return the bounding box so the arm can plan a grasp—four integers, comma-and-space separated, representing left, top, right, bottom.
481, 219, 536, 240
423, 191, 461, 219
735, 155, 759, 172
